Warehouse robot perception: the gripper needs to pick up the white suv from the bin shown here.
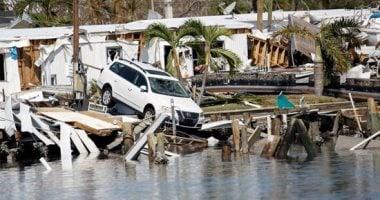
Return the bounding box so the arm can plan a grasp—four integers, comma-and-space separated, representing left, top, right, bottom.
97, 59, 204, 128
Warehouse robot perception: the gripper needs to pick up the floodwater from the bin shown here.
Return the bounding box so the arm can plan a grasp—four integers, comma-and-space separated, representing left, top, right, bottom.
1, 145, 380, 200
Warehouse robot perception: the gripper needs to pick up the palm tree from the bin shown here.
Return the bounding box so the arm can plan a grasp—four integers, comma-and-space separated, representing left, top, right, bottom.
183, 19, 242, 105
145, 23, 195, 81
273, 18, 362, 95
257, 0, 264, 31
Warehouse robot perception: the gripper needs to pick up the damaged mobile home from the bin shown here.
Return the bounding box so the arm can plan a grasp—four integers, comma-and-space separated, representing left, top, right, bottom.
0, 8, 375, 97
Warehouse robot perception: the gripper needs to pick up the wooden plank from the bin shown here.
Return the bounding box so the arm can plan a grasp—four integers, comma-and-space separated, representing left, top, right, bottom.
17, 103, 54, 145
59, 122, 72, 158
70, 131, 88, 154
75, 129, 100, 154
125, 113, 168, 161
31, 113, 61, 147
39, 111, 120, 135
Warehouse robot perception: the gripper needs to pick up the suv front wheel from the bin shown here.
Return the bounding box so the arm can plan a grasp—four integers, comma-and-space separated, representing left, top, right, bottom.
143, 107, 155, 120
101, 86, 115, 107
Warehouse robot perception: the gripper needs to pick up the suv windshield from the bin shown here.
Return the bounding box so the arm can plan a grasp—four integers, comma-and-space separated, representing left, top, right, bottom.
149, 77, 189, 98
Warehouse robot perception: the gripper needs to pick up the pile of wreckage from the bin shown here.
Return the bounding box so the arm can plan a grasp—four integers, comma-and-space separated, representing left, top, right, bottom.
1, 86, 380, 167
0, 90, 208, 167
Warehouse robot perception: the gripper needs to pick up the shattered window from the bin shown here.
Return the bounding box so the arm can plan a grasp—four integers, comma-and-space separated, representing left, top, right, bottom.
106, 47, 122, 64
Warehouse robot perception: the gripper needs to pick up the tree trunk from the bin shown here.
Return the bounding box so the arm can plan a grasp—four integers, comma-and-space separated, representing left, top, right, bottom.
314, 44, 324, 96
257, 0, 264, 31
267, 0, 273, 32
197, 47, 210, 105
172, 48, 183, 82
197, 72, 207, 105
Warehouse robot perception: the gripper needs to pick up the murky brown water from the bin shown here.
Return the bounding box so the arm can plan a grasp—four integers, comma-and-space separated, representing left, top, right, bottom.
1, 145, 380, 200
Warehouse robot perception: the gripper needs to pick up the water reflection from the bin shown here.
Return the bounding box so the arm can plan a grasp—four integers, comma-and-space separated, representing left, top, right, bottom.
1, 146, 380, 199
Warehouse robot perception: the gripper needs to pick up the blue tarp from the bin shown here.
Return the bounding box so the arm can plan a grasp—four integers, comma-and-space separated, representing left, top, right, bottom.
276, 92, 295, 109
10, 47, 18, 60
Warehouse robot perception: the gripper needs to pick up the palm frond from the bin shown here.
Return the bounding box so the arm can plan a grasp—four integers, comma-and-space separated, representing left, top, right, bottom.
273, 26, 317, 40
182, 19, 205, 37
145, 23, 175, 46
204, 26, 232, 46
210, 48, 242, 74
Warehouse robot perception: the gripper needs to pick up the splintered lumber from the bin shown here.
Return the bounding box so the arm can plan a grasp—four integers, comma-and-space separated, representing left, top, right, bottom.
2, 97, 15, 137
39, 109, 120, 136
262, 135, 281, 157
31, 113, 61, 147
125, 113, 168, 162
204, 101, 366, 118
17, 103, 54, 145
350, 131, 380, 151
106, 136, 123, 150
232, 119, 240, 151
275, 118, 317, 159
247, 127, 261, 152
75, 129, 100, 154
335, 135, 380, 151
70, 131, 88, 154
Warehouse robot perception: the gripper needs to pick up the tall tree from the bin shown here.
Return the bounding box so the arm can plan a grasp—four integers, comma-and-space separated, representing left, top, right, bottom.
256, 0, 264, 31
274, 18, 362, 95
183, 19, 242, 105
145, 23, 195, 81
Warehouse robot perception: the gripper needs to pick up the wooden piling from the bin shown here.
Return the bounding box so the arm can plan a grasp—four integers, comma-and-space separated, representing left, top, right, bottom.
272, 117, 282, 135
210, 114, 217, 122
275, 118, 296, 159
240, 127, 249, 153
308, 121, 320, 142
243, 113, 252, 128
221, 144, 232, 161
296, 119, 317, 158
147, 133, 156, 161
122, 122, 134, 154
368, 98, 380, 134
155, 132, 168, 164
232, 119, 240, 151
331, 111, 341, 135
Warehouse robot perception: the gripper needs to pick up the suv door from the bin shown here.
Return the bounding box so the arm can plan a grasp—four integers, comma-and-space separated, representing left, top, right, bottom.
107, 62, 126, 101
118, 63, 142, 111
128, 71, 149, 111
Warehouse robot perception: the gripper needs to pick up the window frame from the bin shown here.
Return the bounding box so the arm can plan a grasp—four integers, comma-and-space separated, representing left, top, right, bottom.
0, 54, 6, 82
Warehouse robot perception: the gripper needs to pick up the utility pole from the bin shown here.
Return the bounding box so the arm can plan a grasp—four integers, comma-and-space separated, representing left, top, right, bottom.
72, 0, 86, 109
151, 0, 155, 11
164, 0, 173, 18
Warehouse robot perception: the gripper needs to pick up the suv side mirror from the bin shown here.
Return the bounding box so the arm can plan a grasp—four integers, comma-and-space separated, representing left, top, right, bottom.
140, 85, 147, 92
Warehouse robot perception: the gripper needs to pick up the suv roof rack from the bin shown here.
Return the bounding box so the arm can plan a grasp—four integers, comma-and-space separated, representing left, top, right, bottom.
119, 58, 146, 73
